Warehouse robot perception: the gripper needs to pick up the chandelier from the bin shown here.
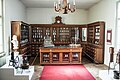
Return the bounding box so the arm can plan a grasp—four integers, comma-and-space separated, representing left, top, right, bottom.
54, 0, 76, 14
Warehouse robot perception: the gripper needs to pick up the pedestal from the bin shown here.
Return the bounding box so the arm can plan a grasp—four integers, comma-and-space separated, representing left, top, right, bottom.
99, 70, 119, 80
0, 55, 34, 80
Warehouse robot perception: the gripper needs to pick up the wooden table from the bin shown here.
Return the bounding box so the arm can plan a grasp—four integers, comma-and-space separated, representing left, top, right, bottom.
40, 47, 82, 64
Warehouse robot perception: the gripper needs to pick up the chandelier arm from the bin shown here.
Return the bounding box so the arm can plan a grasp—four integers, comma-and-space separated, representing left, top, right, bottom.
67, 3, 70, 10
70, 5, 76, 13
55, 4, 61, 12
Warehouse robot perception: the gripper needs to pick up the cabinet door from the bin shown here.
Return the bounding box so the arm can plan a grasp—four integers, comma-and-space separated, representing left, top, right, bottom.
88, 27, 94, 43
31, 26, 44, 43
44, 27, 51, 37
70, 27, 80, 44
59, 27, 70, 42
94, 48, 103, 63
94, 26, 101, 45
20, 23, 30, 47
52, 27, 57, 42
42, 53, 50, 63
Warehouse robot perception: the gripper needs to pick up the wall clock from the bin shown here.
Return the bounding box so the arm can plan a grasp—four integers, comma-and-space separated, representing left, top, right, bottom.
55, 16, 62, 24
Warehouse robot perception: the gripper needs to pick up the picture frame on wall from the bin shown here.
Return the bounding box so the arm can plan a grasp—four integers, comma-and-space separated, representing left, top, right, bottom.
107, 29, 112, 44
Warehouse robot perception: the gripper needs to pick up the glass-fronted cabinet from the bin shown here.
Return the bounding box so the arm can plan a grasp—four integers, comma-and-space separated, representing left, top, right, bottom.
70, 27, 80, 44
59, 27, 70, 42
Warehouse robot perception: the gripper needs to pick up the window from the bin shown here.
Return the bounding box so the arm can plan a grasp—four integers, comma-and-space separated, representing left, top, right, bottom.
116, 1, 120, 50
0, 0, 4, 53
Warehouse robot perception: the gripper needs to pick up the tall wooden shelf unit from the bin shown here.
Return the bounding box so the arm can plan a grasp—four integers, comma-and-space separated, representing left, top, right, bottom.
11, 16, 105, 64
11, 21, 31, 56
30, 25, 50, 56
85, 22, 105, 63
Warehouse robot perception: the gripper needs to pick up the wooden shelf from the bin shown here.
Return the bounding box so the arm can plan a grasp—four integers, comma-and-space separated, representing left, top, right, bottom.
85, 22, 105, 63
11, 21, 30, 56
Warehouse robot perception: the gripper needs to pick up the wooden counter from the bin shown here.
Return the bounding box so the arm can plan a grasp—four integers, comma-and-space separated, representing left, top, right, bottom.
40, 47, 82, 64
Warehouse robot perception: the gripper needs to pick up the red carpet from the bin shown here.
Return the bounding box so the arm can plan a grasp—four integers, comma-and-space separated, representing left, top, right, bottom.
40, 65, 96, 80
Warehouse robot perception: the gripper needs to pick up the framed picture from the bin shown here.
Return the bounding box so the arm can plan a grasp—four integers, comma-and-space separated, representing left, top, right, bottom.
107, 29, 112, 44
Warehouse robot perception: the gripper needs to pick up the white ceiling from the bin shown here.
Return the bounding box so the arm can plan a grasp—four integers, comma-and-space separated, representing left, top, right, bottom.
20, 0, 102, 9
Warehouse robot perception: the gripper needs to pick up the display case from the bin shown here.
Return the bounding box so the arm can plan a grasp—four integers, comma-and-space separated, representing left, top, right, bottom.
31, 25, 52, 56
94, 26, 100, 44
31, 26, 44, 44
52, 53, 59, 62
44, 27, 51, 37
62, 53, 69, 62
72, 52, 79, 62
59, 27, 70, 42
42, 53, 50, 63
52, 27, 57, 42
11, 21, 31, 56
11, 17, 105, 64
40, 47, 82, 64
87, 27, 94, 43
85, 21, 105, 63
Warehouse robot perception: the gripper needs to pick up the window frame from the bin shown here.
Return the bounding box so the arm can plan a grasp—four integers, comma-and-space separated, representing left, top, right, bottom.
0, 0, 4, 54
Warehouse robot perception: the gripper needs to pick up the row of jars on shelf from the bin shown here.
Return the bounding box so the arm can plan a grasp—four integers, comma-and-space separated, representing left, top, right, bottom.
32, 30, 71, 35
32, 35, 43, 38
32, 29, 43, 33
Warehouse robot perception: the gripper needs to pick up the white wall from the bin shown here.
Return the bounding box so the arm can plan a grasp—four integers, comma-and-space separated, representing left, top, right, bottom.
88, 0, 117, 66
4, 0, 26, 53
0, 0, 27, 66
27, 8, 88, 24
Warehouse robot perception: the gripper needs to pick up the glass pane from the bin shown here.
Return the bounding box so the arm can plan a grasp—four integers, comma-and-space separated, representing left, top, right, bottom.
0, 26, 3, 53
117, 19, 120, 27
118, 2, 120, 18
0, 18, 2, 26
0, 0, 3, 53
0, 0, 2, 16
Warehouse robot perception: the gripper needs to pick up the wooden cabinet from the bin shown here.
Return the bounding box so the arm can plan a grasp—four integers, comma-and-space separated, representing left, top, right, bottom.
85, 22, 105, 63
11, 21, 31, 56
52, 27, 57, 42
59, 27, 70, 42
30, 24, 82, 52
86, 44, 103, 63
40, 47, 82, 64
30, 24, 51, 56
31, 26, 44, 44
87, 22, 105, 45
30, 21, 105, 64
11, 17, 105, 64
87, 26, 94, 43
